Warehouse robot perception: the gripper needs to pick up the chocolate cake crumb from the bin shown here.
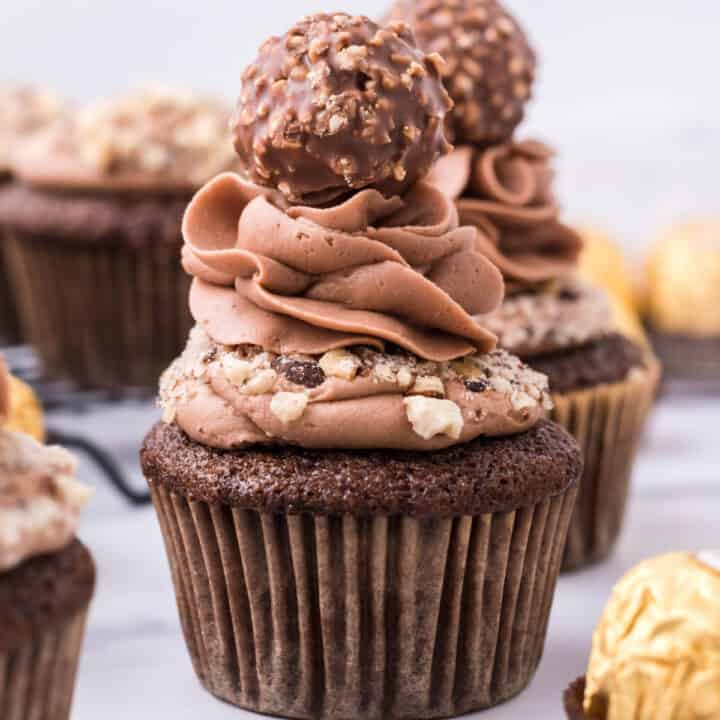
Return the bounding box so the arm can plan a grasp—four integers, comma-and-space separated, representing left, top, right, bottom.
272, 356, 326, 388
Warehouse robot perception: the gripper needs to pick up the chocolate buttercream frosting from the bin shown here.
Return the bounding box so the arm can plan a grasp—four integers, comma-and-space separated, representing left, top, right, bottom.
232, 13, 453, 205
428, 140, 582, 293
182, 172, 504, 361
13, 88, 238, 194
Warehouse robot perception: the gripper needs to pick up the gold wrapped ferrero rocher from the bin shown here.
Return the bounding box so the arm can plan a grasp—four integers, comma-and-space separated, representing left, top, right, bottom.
576, 225, 646, 344
0, 355, 44, 440
645, 220, 720, 336
584, 552, 720, 720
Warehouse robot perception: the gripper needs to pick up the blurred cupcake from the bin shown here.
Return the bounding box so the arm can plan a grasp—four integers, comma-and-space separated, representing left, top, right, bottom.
564, 551, 720, 719
576, 225, 646, 344
0, 87, 66, 344
142, 14, 582, 718
0, 357, 94, 720
394, 0, 661, 572
644, 220, 720, 385
0, 87, 238, 391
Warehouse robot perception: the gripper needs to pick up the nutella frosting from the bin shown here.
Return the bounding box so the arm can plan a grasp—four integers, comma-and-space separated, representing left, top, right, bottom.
165, 172, 556, 449
0, 430, 90, 572
182, 172, 504, 362
13, 88, 238, 194
428, 140, 582, 293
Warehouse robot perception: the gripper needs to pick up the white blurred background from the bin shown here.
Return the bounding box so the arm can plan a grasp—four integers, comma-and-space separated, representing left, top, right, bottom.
2, 1, 718, 253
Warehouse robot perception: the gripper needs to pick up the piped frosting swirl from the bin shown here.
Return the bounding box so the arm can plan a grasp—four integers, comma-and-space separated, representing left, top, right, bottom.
182, 172, 504, 362
428, 139, 582, 293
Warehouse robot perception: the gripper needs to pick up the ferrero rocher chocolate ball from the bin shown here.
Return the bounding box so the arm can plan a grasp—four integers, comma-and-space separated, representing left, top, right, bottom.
384, 0, 536, 145
232, 13, 453, 205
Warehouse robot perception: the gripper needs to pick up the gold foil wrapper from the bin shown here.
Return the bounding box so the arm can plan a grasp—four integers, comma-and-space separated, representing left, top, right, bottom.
584, 552, 720, 720
552, 354, 660, 571
149, 482, 577, 719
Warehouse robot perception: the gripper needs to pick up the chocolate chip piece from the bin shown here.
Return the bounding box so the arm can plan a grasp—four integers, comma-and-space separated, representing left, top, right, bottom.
465, 378, 489, 392
273, 357, 326, 388
559, 287, 580, 302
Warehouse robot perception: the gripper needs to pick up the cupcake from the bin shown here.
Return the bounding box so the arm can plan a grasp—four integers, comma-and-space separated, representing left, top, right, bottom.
390, 0, 660, 571
0, 356, 94, 720
644, 220, 720, 385
0, 87, 66, 344
577, 225, 646, 345
141, 14, 582, 718
564, 551, 720, 719
0, 88, 238, 392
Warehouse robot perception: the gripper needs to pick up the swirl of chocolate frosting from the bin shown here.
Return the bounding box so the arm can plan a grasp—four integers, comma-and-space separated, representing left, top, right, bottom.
182, 172, 505, 362
428, 139, 582, 292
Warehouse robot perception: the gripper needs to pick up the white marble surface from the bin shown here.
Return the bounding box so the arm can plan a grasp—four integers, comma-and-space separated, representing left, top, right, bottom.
46, 387, 717, 719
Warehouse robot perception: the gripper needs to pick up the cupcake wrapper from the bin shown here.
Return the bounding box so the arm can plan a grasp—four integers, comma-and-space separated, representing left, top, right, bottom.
150, 482, 577, 719
4, 230, 191, 392
0, 244, 21, 344
554, 356, 661, 572
0, 609, 89, 720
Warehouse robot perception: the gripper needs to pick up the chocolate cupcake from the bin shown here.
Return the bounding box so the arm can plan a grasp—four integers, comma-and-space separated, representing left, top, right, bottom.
141, 14, 581, 718
0, 87, 66, 344
0, 357, 95, 720
404, 0, 660, 571
0, 88, 238, 391
564, 551, 720, 719
644, 220, 720, 387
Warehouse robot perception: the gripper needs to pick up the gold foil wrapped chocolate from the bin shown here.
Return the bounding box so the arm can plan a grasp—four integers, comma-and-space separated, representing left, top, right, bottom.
584, 552, 720, 719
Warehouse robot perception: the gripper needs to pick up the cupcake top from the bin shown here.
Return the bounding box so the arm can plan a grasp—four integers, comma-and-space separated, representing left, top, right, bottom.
429, 141, 613, 358
232, 13, 453, 205
582, 552, 720, 720
161, 13, 553, 451
383, 0, 536, 145
13, 88, 238, 194
0, 86, 66, 174
645, 220, 720, 336
0, 359, 90, 572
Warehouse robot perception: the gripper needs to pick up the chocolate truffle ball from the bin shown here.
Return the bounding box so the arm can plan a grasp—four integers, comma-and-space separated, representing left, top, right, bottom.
384, 0, 536, 145
232, 13, 453, 205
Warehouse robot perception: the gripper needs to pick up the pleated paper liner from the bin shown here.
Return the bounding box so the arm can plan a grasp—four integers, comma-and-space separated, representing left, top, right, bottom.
0, 609, 89, 720
0, 245, 22, 344
4, 229, 191, 393
563, 677, 591, 720
553, 354, 661, 572
150, 481, 577, 719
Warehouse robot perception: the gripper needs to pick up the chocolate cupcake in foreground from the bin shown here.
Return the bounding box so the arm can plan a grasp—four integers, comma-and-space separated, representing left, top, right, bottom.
0, 88, 238, 392
141, 13, 581, 718
0, 87, 66, 344
397, 0, 660, 572
644, 220, 720, 387
564, 551, 720, 719
0, 357, 95, 720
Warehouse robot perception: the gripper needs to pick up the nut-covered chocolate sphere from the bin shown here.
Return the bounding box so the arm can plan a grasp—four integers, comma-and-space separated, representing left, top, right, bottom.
385, 0, 536, 145
232, 13, 453, 205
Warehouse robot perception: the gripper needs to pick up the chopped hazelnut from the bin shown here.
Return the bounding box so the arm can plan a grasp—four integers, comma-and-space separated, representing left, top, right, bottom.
270, 392, 309, 423
404, 396, 463, 440
319, 349, 361, 380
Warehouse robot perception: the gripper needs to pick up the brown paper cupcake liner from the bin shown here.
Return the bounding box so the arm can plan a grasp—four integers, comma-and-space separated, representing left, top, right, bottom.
4, 229, 191, 392
0, 608, 89, 720
149, 482, 577, 719
553, 355, 661, 572
0, 244, 22, 344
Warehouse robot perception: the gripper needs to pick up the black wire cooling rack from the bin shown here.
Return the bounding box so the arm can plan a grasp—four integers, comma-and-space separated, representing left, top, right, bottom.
2, 344, 151, 505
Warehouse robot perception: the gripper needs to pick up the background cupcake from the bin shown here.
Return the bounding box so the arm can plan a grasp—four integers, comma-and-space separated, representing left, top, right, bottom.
142, 14, 582, 718
0, 355, 94, 720
644, 220, 720, 386
390, 0, 660, 572
0, 86, 66, 344
0, 87, 238, 392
